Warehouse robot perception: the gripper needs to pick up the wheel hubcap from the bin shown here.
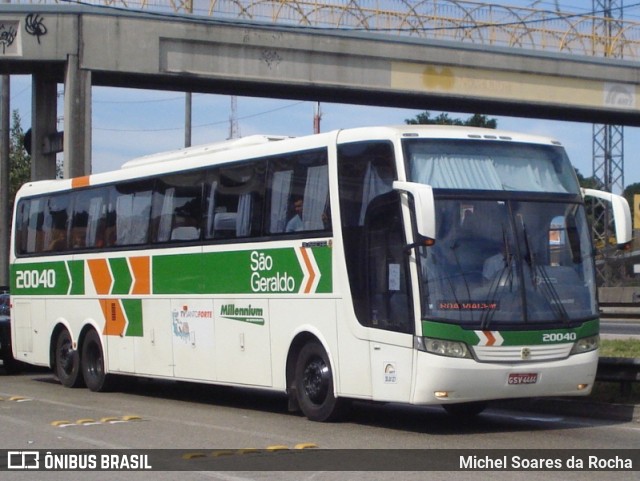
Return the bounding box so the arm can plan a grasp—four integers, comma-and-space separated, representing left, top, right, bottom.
303, 357, 330, 404
59, 341, 74, 373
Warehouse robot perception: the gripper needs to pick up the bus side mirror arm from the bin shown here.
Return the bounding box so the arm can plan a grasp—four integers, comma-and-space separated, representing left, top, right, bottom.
582, 188, 633, 247
393, 181, 436, 243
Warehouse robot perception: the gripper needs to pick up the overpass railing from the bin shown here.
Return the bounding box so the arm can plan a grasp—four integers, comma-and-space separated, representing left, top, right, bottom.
9, 0, 640, 60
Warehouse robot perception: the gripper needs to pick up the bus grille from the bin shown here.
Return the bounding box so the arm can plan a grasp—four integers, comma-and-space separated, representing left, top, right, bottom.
471, 343, 573, 362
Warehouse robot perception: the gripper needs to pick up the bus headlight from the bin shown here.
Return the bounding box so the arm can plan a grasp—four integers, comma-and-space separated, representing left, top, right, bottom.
570, 335, 599, 355
415, 336, 472, 359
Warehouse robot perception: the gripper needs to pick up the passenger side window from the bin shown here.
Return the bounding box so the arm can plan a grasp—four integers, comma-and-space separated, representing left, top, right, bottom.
111, 181, 153, 246
267, 149, 330, 235
151, 172, 203, 243
43, 195, 70, 252
69, 188, 108, 249
205, 162, 265, 240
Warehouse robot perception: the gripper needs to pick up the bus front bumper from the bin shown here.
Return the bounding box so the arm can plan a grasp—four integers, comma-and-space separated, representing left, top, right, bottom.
411, 349, 599, 405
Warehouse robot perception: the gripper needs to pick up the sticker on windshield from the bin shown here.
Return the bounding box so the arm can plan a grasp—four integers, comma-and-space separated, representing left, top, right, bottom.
438, 301, 499, 311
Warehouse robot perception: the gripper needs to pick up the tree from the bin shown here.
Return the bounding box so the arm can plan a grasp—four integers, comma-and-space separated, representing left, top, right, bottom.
9, 110, 30, 210
623, 182, 640, 220
574, 168, 598, 190
405, 111, 497, 128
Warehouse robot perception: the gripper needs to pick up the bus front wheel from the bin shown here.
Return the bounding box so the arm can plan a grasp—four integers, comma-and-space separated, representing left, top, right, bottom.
81, 329, 113, 392
54, 329, 83, 388
294, 342, 347, 422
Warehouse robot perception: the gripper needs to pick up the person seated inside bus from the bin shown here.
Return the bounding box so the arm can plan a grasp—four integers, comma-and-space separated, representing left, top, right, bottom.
285, 195, 304, 232
47, 229, 67, 252
70, 227, 87, 249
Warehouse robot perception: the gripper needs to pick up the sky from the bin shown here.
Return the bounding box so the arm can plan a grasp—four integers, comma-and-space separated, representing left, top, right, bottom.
6, 0, 640, 192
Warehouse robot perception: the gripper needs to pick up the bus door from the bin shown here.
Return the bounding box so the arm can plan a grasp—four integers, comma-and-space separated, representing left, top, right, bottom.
362, 191, 415, 402
338, 141, 415, 402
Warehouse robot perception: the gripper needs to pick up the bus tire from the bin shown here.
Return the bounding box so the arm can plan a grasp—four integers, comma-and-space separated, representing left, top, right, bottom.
294, 341, 347, 422
81, 329, 112, 392
54, 329, 84, 388
442, 401, 487, 419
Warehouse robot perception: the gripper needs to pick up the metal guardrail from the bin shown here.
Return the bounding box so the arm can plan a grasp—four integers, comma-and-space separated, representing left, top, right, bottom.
597, 357, 640, 396
599, 302, 640, 319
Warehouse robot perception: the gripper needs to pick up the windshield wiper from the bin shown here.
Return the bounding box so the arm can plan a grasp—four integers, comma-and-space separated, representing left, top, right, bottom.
480, 225, 513, 330
449, 240, 475, 321
519, 216, 570, 324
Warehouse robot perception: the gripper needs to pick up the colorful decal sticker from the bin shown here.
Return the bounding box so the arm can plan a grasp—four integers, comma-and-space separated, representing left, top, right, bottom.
171, 305, 214, 343
383, 362, 398, 384
438, 301, 498, 311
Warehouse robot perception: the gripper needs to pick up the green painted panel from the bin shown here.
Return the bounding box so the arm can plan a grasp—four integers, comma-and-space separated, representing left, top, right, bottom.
109, 258, 132, 295
122, 299, 143, 337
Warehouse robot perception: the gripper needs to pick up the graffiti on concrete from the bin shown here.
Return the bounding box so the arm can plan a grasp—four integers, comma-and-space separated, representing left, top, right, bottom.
0, 23, 17, 54
25, 13, 47, 44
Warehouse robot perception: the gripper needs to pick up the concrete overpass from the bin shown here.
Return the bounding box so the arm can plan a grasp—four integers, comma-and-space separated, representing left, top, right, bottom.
1, 4, 640, 180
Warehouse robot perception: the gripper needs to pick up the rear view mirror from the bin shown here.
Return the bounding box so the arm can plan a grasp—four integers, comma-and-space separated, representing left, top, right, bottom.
582, 188, 632, 246
393, 181, 436, 241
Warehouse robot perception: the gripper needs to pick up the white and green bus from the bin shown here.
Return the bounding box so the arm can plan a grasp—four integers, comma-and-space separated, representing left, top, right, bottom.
9, 126, 631, 421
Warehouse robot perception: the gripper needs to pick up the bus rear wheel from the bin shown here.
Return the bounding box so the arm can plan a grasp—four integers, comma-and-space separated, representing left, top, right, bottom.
294, 341, 347, 422
54, 329, 83, 388
81, 329, 113, 392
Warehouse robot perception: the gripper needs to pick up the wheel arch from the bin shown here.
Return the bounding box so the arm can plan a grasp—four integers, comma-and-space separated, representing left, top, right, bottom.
49, 319, 103, 370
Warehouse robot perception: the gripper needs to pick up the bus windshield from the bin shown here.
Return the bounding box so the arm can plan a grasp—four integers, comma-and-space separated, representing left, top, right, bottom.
404, 139, 580, 194
404, 139, 595, 326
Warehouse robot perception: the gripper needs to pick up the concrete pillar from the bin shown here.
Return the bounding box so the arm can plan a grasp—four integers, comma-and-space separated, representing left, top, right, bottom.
31, 73, 58, 181
0, 75, 9, 288
63, 54, 92, 178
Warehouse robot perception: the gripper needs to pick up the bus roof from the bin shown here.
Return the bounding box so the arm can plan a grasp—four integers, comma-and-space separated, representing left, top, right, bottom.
16, 125, 564, 197
120, 135, 291, 169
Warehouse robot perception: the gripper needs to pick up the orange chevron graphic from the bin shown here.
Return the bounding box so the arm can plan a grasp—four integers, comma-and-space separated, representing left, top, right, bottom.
484, 330, 496, 347
299, 248, 316, 294
100, 299, 126, 336
88, 259, 113, 295
129, 256, 150, 295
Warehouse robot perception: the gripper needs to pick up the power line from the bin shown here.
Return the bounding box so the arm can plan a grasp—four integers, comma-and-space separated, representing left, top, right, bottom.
95, 100, 307, 132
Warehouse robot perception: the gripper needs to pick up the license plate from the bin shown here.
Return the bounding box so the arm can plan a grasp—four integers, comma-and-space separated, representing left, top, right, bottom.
508, 372, 538, 385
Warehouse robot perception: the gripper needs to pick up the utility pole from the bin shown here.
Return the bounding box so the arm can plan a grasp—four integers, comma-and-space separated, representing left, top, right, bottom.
228, 96, 240, 139
591, 0, 625, 286
0, 75, 8, 288
185, 93, 192, 148
313, 102, 322, 134
184, 1, 193, 148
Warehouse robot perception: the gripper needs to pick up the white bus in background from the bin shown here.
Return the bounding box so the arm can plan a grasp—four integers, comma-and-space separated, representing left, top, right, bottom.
9, 126, 631, 421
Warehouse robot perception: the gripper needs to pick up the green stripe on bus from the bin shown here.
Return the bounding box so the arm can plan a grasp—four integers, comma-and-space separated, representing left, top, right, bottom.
153, 247, 332, 295
421, 319, 599, 346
